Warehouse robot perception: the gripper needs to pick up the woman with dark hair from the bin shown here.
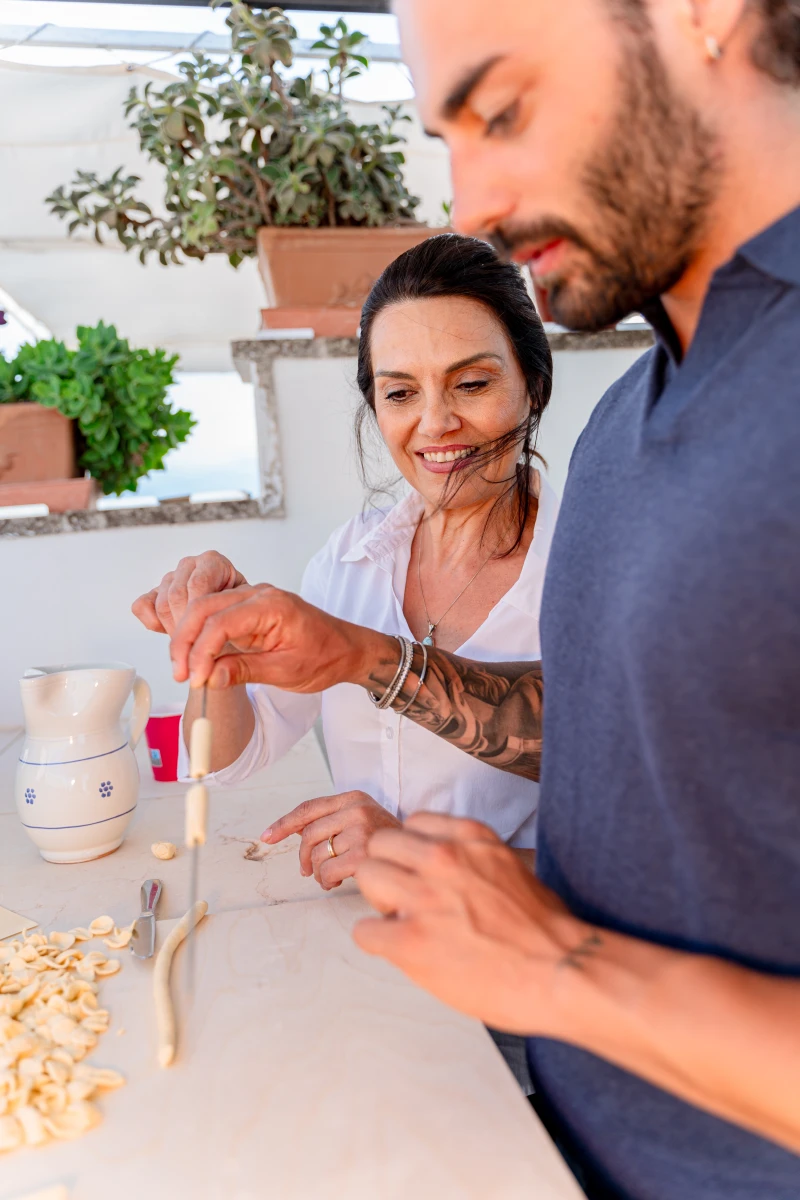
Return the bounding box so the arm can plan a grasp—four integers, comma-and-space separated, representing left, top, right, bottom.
134, 232, 556, 876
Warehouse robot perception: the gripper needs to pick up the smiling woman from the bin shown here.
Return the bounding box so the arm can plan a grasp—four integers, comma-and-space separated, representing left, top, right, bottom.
132, 232, 556, 866
132, 232, 556, 1092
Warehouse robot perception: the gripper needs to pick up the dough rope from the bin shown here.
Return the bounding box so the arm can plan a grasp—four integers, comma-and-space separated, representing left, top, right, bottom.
153, 901, 208, 1068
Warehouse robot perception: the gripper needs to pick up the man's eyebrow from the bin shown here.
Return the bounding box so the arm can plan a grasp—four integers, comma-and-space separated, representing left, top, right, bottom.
439, 55, 504, 123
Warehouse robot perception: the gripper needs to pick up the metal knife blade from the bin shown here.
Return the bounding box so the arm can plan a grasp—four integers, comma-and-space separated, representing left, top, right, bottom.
131, 878, 162, 959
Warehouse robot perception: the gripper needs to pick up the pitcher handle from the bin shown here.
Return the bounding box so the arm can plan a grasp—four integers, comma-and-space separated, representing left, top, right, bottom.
129, 676, 152, 749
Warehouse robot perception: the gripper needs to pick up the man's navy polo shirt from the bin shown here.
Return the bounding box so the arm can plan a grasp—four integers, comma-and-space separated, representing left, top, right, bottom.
531, 205, 800, 1199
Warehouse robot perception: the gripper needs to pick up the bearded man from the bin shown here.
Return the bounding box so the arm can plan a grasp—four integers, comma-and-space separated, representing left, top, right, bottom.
160, 2, 800, 1195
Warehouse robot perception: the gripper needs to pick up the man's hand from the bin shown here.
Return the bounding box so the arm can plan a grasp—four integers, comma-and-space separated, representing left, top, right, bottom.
132, 552, 247, 636
354, 812, 579, 1035
168, 584, 386, 692
262, 791, 400, 891
354, 814, 800, 1157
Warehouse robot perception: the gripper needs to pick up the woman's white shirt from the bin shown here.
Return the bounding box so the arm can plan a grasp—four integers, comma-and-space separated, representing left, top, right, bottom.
178, 471, 559, 848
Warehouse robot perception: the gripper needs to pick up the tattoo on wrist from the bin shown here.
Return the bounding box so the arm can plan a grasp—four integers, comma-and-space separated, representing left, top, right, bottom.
366, 642, 543, 782
559, 931, 604, 971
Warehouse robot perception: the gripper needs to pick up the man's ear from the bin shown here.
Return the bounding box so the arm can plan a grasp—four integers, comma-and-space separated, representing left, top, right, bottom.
682, 0, 749, 60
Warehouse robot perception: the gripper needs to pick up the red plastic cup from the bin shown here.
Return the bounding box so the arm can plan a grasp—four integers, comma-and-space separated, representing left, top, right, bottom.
144, 708, 183, 782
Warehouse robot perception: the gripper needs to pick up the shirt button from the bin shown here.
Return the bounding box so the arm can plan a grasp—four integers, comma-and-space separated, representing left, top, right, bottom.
386, 728, 394, 740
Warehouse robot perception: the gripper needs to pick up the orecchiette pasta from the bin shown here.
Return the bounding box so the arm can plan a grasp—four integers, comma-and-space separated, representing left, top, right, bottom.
0, 917, 126, 1154
151, 842, 176, 861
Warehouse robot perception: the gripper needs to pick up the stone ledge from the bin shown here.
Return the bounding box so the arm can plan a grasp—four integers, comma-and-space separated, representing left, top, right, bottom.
0, 497, 275, 541
4, 328, 654, 541
547, 328, 654, 351
231, 327, 654, 362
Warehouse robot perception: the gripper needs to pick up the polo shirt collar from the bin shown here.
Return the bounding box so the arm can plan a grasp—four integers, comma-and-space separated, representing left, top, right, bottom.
640, 203, 800, 369
736, 202, 800, 288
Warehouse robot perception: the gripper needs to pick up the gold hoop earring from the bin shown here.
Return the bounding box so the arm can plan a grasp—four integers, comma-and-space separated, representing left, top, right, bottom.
705, 34, 723, 61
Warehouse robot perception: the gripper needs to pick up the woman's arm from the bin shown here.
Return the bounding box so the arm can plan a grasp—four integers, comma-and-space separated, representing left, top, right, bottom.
182, 684, 255, 774
168, 588, 544, 780
366, 640, 544, 781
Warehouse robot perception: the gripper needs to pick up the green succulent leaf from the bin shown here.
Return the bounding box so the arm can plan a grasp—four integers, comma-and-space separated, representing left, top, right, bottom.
0, 322, 193, 495
45, 0, 421, 259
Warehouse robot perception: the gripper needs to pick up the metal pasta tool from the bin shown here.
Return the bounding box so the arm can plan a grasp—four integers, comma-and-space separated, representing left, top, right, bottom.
185, 686, 211, 994
131, 878, 162, 959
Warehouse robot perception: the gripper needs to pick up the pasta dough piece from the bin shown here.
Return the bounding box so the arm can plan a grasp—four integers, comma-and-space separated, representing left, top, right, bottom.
151, 842, 176, 861
93, 960, 121, 978
87, 917, 114, 938
47, 933, 75, 952
103, 926, 133, 951
189, 717, 212, 779
0, 1115, 23, 1152
0, 919, 126, 1156
154, 901, 208, 1068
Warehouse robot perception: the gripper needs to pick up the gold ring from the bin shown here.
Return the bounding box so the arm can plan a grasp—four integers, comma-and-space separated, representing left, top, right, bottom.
327, 835, 337, 859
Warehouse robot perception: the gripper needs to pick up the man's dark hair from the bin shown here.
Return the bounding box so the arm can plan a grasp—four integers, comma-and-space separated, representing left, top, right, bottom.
751, 0, 800, 83
611, 0, 800, 86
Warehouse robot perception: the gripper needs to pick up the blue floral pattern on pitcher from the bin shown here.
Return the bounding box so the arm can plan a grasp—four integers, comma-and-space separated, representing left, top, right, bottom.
99, 780, 114, 798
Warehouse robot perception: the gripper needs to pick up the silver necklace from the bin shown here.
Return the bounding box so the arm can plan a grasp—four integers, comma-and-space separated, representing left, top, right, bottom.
416, 522, 494, 647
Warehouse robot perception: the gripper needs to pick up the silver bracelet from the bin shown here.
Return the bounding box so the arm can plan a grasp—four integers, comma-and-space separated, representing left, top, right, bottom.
368, 635, 412, 710
380, 636, 413, 710
395, 641, 428, 716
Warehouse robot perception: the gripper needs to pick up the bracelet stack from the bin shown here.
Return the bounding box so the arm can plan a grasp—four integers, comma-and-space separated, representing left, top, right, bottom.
395, 641, 428, 716
369, 636, 414, 710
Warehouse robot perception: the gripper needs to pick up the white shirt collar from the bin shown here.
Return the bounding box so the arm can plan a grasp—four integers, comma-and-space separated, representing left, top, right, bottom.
340, 469, 559, 618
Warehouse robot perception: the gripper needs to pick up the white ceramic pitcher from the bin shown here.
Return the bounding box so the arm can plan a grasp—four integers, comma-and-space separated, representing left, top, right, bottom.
15, 662, 151, 863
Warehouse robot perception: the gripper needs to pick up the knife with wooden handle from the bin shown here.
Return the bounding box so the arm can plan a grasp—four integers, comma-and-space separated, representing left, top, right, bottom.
131, 878, 162, 959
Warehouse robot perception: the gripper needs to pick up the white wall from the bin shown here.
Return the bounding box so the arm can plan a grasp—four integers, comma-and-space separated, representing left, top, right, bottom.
0, 345, 646, 725
0, 62, 452, 371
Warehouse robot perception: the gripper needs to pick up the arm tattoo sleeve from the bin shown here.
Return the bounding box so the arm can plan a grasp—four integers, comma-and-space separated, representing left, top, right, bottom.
366, 644, 544, 781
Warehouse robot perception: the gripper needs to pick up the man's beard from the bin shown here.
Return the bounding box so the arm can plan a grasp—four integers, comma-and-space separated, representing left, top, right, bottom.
491, 34, 722, 331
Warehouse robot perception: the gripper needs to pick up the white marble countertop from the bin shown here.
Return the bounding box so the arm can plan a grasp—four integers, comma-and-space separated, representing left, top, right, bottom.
0, 728, 583, 1200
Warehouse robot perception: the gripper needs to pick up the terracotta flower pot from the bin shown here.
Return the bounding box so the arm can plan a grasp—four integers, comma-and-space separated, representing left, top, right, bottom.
0, 402, 96, 513
0, 403, 75, 484
257, 225, 446, 336
0, 476, 98, 514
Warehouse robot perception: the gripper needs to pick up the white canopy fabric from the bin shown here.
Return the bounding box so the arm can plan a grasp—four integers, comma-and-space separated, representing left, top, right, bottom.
0, 59, 451, 370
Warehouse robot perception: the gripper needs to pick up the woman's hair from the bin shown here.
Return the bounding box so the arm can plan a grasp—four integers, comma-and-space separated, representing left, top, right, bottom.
355, 233, 553, 555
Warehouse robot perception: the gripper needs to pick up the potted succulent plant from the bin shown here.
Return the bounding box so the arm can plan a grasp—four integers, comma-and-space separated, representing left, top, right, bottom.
0, 322, 194, 511
47, 4, 435, 336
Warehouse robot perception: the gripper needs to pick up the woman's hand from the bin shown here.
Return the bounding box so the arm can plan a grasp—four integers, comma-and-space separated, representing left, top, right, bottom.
262, 791, 401, 890
132, 552, 248, 636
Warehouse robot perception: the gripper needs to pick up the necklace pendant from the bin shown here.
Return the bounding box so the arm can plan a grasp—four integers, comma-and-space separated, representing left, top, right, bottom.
422, 624, 435, 647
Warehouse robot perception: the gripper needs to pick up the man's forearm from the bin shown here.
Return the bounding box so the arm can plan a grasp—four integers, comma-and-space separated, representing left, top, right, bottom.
548, 922, 800, 1155
169, 591, 542, 779
356, 637, 543, 782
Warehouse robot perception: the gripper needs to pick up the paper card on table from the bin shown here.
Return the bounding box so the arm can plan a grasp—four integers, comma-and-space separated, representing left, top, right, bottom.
0, 904, 37, 941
